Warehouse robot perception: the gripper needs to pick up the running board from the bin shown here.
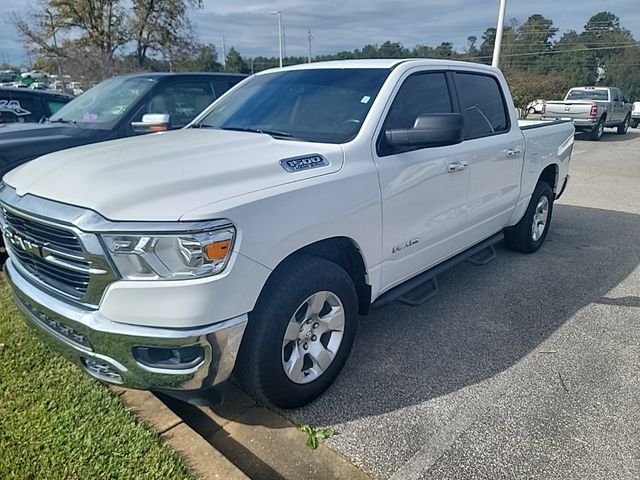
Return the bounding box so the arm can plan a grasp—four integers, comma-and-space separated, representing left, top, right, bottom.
372, 232, 504, 309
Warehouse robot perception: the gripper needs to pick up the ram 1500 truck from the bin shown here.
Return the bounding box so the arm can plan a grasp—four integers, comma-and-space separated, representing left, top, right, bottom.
0, 60, 574, 408
543, 86, 632, 140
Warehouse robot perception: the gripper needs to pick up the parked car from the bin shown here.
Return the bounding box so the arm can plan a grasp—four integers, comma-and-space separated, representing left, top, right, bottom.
0, 87, 72, 124
0, 72, 246, 179
0, 59, 573, 408
543, 86, 632, 140
526, 99, 545, 115
631, 102, 640, 128
0, 72, 246, 257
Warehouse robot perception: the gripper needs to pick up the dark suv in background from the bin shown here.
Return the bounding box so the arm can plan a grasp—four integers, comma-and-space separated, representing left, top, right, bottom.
0, 88, 73, 124
0, 72, 246, 258
0, 72, 246, 179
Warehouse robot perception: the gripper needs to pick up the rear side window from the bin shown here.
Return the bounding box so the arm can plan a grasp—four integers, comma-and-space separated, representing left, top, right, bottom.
0, 97, 37, 123
454, 73, 509, 140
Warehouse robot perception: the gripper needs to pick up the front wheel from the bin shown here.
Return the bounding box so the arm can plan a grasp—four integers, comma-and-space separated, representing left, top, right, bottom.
504, 181, 554, 254
617, 114, 631, 135
235, 255, 358, 409
631, 119, 638, 129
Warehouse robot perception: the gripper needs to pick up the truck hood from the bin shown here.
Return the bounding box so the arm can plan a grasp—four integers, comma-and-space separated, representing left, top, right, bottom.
3, 128, 344, 221
0, 122, 110, 177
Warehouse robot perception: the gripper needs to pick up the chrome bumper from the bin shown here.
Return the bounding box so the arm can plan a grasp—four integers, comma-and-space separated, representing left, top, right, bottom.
3, 259, 247, 391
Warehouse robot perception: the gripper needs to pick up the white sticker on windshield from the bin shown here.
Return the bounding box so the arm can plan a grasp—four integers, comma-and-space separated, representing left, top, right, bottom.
360, 95, 371, 104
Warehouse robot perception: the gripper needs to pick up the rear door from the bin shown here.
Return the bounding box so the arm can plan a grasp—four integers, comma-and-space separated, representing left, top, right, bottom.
452, 71, 524, 241
374, 70, 471, 289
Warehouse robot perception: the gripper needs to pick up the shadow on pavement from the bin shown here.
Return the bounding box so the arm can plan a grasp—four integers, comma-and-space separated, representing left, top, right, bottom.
575, 129, 638, 142
176, 204, 640, 430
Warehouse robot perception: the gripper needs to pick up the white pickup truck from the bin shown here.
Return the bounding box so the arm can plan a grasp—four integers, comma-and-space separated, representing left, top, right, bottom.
0, 60, 574, 408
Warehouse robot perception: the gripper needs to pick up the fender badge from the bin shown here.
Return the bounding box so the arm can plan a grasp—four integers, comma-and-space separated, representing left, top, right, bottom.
280, 154, 329, 173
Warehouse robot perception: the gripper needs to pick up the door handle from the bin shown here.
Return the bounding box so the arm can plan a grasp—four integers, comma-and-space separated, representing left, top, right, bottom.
447, 161, 468, 172
506, 148, 522, 157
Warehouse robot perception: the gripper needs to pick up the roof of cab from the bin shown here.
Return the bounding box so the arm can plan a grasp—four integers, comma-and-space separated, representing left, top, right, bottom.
0, 87, 73, 100
257, 58, 500, 74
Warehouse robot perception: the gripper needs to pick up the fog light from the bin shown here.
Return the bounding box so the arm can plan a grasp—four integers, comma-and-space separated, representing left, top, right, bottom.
133, 345, 205, 370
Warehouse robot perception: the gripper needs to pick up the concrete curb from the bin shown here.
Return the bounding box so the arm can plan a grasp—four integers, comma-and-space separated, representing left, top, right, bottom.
112, 387, 249, 480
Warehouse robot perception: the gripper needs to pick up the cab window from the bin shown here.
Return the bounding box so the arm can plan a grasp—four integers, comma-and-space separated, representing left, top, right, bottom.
378, 72, 453, 155
453, 73, 509, 140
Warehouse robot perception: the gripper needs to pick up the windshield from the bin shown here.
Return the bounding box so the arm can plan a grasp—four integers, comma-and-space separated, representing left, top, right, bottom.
196, 68, 390, 143
566, 89, 609, 101
50, 76, 155, 128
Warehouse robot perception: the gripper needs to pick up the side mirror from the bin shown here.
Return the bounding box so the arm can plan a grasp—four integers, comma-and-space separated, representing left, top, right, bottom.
131, 113, 171, 134
385, 113, 464, 149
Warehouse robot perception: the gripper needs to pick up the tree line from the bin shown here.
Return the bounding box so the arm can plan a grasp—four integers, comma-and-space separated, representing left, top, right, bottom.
9, 2, 640, 107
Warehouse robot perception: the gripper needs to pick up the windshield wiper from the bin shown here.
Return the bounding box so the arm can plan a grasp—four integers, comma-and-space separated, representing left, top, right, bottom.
220, 126, 295, 138
49, 118, 77, 124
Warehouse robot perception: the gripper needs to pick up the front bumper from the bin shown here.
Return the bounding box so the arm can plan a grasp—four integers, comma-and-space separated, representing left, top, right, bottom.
3, 259, 247, 391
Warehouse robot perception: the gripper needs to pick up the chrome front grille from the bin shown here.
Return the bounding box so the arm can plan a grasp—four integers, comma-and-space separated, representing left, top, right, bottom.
10, 247, 90, 298
2, 208, 83, 254
0, 199, 118, 308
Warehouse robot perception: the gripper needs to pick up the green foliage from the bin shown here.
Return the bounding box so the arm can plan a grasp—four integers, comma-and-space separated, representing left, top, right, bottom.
225, 47, 249, 73
298, 423, 337, 450
0, 278, 196, 480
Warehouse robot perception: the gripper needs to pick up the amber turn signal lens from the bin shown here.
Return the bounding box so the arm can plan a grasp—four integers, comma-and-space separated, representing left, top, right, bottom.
204, 240, 232, 261
149, 125, 168, 132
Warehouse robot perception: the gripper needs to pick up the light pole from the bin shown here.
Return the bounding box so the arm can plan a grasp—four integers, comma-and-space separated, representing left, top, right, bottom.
307, 30, 313, 63
222, 35, 226, 70
491, 0, 507, 67
270, 11, 283, 68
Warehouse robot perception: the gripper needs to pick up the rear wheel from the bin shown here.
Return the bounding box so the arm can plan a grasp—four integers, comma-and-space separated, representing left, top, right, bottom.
504, 181, 554, 254
631, 119, 638, 129
235, 255, 358, 409
590, 118, 605, 141
617, 114, 631, 135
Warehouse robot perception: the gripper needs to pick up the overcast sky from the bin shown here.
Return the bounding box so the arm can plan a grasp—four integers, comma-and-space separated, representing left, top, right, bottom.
1, 0, 639, 66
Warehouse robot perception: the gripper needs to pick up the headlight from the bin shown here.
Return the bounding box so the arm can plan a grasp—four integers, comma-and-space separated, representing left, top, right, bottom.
102, 225, 235, 280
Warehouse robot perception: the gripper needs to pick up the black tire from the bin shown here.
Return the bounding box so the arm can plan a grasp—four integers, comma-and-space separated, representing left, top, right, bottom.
235, 255, 358, 409
504, 181, 554, 254
617, 114, 631, 135
631, 119, 638, 129
590, 118, 605, 141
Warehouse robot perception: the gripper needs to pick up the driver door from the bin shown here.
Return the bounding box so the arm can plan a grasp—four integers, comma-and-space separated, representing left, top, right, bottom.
374, 71, 470, 291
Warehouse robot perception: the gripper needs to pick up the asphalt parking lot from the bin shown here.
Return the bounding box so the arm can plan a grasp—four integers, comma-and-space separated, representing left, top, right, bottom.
173, 127, 640, 479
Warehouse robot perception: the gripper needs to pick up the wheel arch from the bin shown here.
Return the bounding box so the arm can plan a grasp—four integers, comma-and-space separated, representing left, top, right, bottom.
260, 236, 372, 315
538, 163, 559, 193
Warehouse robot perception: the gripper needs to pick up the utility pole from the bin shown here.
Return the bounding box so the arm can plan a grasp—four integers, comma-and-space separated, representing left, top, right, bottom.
270, 11, 283, 68
491, 0, 507, 68
307, 30, 313, 63
222, 35, 227, 70
45, 9, 65, 92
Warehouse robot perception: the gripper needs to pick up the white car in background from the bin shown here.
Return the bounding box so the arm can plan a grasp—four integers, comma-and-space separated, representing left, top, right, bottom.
631, 102, 640, 128
527, 99, 545, 115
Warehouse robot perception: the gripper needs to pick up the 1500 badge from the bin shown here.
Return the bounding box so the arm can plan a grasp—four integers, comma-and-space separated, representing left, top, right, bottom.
280, 154, 329, 173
